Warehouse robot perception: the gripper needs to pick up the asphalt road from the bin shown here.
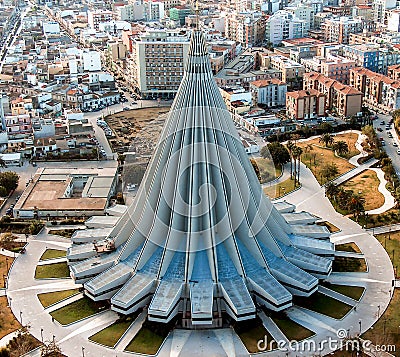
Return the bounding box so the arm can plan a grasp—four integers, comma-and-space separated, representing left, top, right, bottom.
373, 114, 400, 178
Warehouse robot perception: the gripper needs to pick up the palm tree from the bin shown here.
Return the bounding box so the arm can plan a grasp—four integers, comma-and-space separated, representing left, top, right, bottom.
332, 140, 349, 156
292, 145, 303, 185
319, 133, 334, 147
348, 194, 365, 221
287, 140, 295, 180
325, 182, 339, 200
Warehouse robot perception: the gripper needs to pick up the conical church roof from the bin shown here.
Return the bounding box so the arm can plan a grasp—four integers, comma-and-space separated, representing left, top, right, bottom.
68, 31, 334, 326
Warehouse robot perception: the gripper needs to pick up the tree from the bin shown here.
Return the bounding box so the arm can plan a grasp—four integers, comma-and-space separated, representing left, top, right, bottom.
325, 182, 339, 202
0, 186, 7, 197
0, 232, 16, 250
320, 163, 339, 183
291, 145, 303, 185
250, 159, 261, 182
266, 142, 290, 166
286, 140, 295, 179
319, 133, 334, 147
29, 221, 43, 235
348, 194, 365, 221
0, 157, 5, 168
0, 172, 19, 194
332, 140, 349, 156
319, 122, 333, 133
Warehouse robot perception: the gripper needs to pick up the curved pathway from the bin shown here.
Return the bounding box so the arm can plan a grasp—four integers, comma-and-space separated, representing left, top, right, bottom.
273, 162, 394, 356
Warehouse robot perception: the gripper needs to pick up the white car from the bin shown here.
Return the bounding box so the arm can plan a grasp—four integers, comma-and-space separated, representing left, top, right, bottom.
397, 150, 400, 155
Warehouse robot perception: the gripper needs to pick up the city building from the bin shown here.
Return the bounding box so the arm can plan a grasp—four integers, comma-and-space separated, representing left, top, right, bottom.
388, 64, 400, 80
169, 5, 190, 25
67, 31, 333, 325
14, 166, 118, 219
350, 67, 400, 113
265, 10, 306, 45
323, 16, 363, 44
261, 53, 305, 86
225, 11, 266, 47
127, 29, 191, 99
87, 10, 113, 31
286, 89, 326, 119
373, 0, 396, 25
303, 72, 362, 117
249, 79, 287, 107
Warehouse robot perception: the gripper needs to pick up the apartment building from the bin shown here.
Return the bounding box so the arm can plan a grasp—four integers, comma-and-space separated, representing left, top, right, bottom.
323, 17, 363, 44
303, 72, 362, 117
350, 67, 400, 113
286, 89, 326, 120
5, 114, 32, 138
225, 12, 266, 47
261, 53, 305, 85
388, 64, 400, 80
373, 0, 396, 25
87, 10, 113, 31
249, 79, 287, 107
128, 30, 190, 99
265, 10, 306, 45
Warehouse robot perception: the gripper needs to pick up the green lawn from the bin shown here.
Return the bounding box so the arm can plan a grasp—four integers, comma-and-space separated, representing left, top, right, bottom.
90, 319, 133, 347
124, 327, 166, 355
50, 297, 108, 325
294, 292, 352, 319
335, 243, 361, 253
37, 289, 80, 308
234, 318, 275, 353
321, 283, 364, 301
332, 257, 367, 272
35, 262, 70, 279
39, 249, 66, 261
263, 177, 300, 199
271, 315, 314, 341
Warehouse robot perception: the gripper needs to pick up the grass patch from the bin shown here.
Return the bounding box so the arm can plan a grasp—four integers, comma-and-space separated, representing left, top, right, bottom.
271, 315, 314, 341
125, 321, 170, 355
294, 292, 352, 319
90, 318, 133, 347
321, 283, 364, 300
0, 296, 21, 339
35, 262, 70, 279
335, 243, 361, 253
48, 229, 76, 238
263, 177, 300, 199
50, 296, 108, 325
332, 256, 367, 272
317, 221, 340, 233
37, 289, 80, 308
297, 134, 357, 184
39, 249, 66, 261
362, 289, 400, 353
341, 170, 384, 211
0, 255, 14, 288
234, 317, 275, 353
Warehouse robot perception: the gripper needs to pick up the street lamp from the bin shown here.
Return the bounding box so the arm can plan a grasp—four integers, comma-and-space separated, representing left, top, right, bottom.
359, 319, 362, 335
82, 346, 85, 357
19, 311, 22, 325
40, 328, 43, 342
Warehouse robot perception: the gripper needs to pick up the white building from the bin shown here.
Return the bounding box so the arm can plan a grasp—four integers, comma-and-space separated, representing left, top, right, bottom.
128, 29, 191, 99
82, 51, 102, 72
249, 79, 287, 107
265, 10, 307, 45
42, 21, 60, 35
373, 0, 396, 25
87, 10, 113, 31
387, 9, 400, 32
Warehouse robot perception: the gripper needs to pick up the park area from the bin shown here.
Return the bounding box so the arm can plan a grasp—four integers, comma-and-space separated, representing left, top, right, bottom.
341, 170, 384, 211
297, 132, 359, 184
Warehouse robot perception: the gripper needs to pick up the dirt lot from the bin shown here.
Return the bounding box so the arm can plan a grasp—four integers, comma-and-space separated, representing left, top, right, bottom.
105, 107, 170, 158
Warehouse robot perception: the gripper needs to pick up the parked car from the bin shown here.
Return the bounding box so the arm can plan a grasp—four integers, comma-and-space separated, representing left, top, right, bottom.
380, 121, 385, 125
397, 150, 400, 155
393, 142, 398, 147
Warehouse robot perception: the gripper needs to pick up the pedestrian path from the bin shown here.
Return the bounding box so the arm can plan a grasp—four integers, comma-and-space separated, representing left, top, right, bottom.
0, 331, 19, 349
367, 223, 400, 235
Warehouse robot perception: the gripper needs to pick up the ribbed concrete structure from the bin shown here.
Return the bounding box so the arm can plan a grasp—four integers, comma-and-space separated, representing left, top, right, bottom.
67, 31, 334, 327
